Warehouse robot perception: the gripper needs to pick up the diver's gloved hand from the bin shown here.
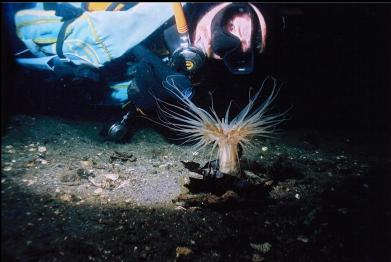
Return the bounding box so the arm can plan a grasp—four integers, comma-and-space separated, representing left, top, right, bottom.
128, 44, 195, 107
128, 61, 164, 109
129, 62, 195, 108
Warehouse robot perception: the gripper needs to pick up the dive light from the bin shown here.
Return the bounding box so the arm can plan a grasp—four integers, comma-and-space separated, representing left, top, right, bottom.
107, 111, 131, 141
107, 101, 137, 141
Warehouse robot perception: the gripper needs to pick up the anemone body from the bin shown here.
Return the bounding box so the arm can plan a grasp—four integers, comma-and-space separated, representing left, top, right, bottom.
158, 76, 286, 177
217, 138, 240, 175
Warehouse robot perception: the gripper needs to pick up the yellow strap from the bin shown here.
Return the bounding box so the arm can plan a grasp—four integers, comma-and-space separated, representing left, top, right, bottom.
87, 2, 125, 12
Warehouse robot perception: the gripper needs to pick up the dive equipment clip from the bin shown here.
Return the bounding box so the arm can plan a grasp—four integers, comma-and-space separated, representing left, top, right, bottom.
170, 3, 205, 75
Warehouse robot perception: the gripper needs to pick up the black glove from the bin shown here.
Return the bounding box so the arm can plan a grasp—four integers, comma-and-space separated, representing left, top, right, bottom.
128, 44, 195, 110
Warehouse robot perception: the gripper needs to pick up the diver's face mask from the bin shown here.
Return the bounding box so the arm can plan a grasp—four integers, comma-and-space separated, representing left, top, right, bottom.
164, 3, 262, 75
211, 3, 261, 75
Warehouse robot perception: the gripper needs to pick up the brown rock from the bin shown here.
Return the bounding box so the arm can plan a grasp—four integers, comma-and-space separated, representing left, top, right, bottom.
221, 190, 240, 201
176, 246, 193, 258
206, 194, 221, 205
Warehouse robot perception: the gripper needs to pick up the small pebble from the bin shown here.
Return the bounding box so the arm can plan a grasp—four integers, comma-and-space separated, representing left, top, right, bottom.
252, 254, 264, 262
94, 188, 103, 194
38, 146, 47, 153
3, 166, 12, 172
176, 247, 193, 258
297, 235, 309, 243
26, 180, 35, 186
250, 242, 272, 253
80, 160, 93, 169
59, 194, 74, 202
104, 173, 119, 181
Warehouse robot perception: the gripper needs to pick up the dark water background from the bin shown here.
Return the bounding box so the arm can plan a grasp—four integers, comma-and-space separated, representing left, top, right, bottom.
2, 4, 391, 154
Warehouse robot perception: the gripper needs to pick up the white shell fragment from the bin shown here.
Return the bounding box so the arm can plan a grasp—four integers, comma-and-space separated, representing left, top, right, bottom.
250, 242, 272, 253
94, 188, 103, 194
38, 146, 47, 153
3, 166, 12, 172
297, 235, 309, 243
104, 173, 119, 181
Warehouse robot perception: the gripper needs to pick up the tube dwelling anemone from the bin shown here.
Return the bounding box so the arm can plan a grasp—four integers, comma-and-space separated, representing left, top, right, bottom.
157, 76, 287, 177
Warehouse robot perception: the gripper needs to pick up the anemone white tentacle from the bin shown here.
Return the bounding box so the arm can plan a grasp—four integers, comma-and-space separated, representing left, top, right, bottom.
157, 76, 287, 176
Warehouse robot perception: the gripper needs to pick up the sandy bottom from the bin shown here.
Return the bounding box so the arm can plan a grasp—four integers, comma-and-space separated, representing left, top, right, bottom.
2, 114, 390, 261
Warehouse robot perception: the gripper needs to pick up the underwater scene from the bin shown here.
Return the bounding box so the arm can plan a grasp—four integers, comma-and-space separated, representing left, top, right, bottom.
1, 3, 390, 262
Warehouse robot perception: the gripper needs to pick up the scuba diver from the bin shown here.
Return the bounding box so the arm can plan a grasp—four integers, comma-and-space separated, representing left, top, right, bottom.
4, 2, 279, 141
